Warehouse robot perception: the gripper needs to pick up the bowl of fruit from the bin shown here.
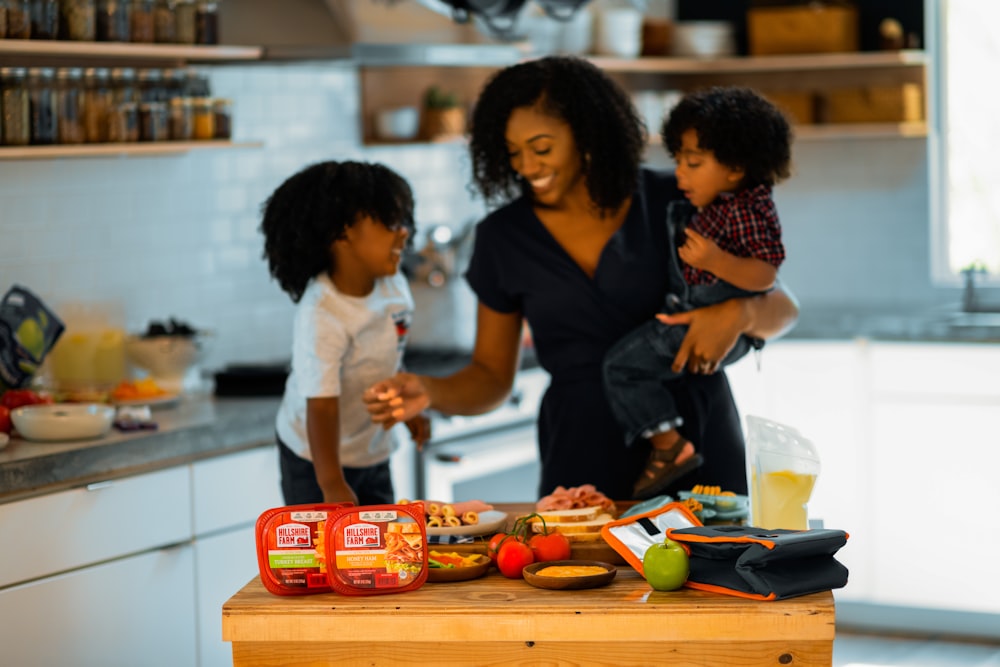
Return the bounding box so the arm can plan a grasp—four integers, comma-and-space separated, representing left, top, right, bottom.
125, 319, 211, 393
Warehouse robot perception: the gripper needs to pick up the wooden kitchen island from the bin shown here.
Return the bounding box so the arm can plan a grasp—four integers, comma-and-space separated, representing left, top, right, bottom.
222, 568, 835, 666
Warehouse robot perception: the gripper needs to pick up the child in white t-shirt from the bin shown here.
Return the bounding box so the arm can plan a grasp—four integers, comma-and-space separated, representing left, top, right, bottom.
261, 160, 430, 506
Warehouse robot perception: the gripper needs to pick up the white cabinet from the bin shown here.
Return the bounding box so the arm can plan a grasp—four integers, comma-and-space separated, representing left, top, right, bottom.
191, 447, 283, 667
0, 542, 197, 667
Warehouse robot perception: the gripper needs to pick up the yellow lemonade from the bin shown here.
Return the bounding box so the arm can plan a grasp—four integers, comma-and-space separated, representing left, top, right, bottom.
750, 470, 817, 530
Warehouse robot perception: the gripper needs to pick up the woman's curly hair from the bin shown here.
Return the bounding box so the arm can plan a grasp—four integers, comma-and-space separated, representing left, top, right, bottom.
468, 56, 647, 213
260, 160, 414, 303
662, 86, 791, 188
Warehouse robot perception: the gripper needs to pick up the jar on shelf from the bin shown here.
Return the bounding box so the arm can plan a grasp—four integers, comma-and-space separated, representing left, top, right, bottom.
109, 66, 136, 105
138, 100, 167, 140
161, 67, 184, 101
27, 67, 57, 144
168, 96, 191, 140
191, 96, 212, 139
172, 0, 193, 43
182, 67, 210, 97
152, 0, 172, 42
1, 0, 9, 39
29, 0, 59, 39
56, 67, 84, 144
129, 0, 152, 42
107, 100, 137, 141
212, 96, 230, 139
6, 0, 31, 38
1, 67, 31, 145
81, 66, 111, 142
60, 0, 96, 40
193, 0, 215, 44
136, 67, 163, 102
96, 0, 128, 41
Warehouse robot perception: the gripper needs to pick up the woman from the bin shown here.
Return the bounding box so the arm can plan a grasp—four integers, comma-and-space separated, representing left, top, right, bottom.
364, 57, 798, 501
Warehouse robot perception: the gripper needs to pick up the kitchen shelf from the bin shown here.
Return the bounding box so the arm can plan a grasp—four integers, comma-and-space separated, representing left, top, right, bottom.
0, 140, 264, 160
0, 40, 262, 67
588, 50, 928, 75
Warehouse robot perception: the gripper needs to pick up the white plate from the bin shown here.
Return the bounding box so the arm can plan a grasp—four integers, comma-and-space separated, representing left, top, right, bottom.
113, 394, 180, 409
427, 510, 508, 537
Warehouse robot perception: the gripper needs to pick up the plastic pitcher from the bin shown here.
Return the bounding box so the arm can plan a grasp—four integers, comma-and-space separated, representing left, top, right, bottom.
745, 416, 820, 530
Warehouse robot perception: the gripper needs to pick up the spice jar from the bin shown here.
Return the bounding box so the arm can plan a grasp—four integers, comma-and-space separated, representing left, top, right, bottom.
152, 0, 172, 41
81, 66, 111, 142
168, 96, 191, 140
109, 66, 136, 105
27, 67, 57, 144
172, 0, 192, 43
129, 0, 152, 42
29, 0, 58, 38
60, 0, 95, 40
1, 67, 31, 145
1, 1, 8, 39
191, 96, 212, 139
7, 0, 31, 37
107, 100, 137, 141
136, 67, 163, 102
56, 67, 84, 144
193, 0, 215, 44
96, 0, 128, 40
212, 96, 230, 139
138, 100, 167, 140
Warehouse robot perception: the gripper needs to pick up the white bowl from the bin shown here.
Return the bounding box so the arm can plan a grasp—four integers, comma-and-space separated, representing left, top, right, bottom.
671, 21, 736, 58
125, 335, 202, 382
374, 106, 420, 141
11, 403, 115, 442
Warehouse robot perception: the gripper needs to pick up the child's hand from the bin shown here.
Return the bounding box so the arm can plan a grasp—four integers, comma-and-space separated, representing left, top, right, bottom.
404, 413, 432, 450
678, 228, 722, 272
363, 372, 431, 428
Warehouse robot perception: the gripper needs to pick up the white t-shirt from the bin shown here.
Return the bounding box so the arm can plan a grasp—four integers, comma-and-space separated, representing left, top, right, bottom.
275, 271, 414, 468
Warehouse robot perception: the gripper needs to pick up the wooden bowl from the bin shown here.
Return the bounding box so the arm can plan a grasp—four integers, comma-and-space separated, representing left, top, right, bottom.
426, 554, 491, 583
522, 560, 617, 590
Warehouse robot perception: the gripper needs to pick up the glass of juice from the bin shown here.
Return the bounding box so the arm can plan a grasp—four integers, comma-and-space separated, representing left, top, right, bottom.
746, 416, 821, 530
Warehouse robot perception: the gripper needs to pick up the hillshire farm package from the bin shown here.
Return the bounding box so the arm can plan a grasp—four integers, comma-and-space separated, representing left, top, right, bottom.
255, 503, 428, 596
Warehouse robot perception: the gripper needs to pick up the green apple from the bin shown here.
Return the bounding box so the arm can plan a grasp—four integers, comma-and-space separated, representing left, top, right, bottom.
642, 538, 689, 591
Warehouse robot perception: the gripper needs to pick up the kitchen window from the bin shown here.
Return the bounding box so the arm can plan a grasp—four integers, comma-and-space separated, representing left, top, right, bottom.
936, 0, 1000, 282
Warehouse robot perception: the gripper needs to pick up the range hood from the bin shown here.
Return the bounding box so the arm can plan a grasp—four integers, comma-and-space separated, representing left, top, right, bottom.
219, 0, 582, 62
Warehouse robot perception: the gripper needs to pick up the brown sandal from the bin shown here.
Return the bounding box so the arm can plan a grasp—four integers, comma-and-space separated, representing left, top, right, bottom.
632, 438, 704, 500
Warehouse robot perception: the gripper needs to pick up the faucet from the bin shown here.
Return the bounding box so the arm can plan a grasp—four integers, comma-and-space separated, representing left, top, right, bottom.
961, 265, 991, 312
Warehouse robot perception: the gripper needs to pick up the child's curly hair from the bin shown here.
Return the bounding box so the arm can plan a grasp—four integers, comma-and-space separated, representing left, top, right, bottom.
662, 86, 792, 188
468, 56, 647, 214
260, 160, 414, 303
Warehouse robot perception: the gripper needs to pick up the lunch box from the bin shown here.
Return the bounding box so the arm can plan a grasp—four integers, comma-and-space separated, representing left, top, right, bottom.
255, 502, 428, 596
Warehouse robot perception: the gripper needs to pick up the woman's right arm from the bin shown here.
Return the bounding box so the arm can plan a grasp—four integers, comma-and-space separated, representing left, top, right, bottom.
364, 303, 523, 427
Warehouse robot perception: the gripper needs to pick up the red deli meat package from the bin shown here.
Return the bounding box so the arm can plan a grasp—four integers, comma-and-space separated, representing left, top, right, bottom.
255, 502, 427, 596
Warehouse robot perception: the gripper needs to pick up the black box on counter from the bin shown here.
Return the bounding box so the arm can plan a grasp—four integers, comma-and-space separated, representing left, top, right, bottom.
213, 362, 289, 397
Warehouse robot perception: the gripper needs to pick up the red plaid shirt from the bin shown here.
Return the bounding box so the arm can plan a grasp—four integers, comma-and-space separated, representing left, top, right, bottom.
683, 184, 786, 286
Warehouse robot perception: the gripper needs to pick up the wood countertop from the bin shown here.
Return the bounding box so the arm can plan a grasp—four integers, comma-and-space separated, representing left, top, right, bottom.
222, 503, 835, 666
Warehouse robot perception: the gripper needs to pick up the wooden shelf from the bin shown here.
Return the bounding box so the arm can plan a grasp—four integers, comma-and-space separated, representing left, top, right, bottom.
0, 40, 262, 67
794, 122, 928, 140
0, 140, 264, 160
588, 50, 927, 75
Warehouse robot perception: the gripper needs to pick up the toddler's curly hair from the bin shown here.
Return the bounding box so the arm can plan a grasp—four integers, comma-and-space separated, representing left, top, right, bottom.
662, 86, 792, 188
468, 56, 647, 214
260, 160, 414, 302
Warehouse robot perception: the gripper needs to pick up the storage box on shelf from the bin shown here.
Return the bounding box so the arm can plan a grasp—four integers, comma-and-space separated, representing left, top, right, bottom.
747, 4, 859, 56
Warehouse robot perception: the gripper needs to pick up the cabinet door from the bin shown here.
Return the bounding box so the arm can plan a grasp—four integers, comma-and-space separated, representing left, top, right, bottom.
0, 466, 192, 588
191, 446, 283, 536
194, 526, 259, 667
869, 343, 1000, 613
0, 545, 197, 667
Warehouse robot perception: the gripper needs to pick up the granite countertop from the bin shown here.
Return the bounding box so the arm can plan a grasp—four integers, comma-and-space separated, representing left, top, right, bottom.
0, 394, 281, 505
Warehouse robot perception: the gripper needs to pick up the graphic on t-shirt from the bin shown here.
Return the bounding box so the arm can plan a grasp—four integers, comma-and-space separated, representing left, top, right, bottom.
392, 310, 411, 351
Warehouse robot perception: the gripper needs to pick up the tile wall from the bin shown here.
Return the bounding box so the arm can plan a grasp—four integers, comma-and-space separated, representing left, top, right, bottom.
0, 60, 951, 373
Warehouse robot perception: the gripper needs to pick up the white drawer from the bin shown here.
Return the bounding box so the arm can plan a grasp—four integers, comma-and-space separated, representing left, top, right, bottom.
192, 446, 283, 536
870, 342, 1000, 398
0, 465, 192, 588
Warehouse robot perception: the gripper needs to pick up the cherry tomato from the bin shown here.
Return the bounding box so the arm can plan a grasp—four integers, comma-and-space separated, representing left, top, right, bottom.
528, 531, 572, 563
487, 532, 508, 563
0, 389, 51, 410
496, 540, 534, 579
0, 405, 11, 435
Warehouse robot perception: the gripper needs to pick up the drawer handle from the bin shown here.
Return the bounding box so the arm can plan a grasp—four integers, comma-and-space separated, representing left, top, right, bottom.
85, 480, 114, 491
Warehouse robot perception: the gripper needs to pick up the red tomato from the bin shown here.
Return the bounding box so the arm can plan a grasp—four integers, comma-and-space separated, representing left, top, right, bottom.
487, 532, 508, 563
528, 532, 572, 563
0, 389, 50, 410
0, 405, 11, 435
496, 540, 534, 579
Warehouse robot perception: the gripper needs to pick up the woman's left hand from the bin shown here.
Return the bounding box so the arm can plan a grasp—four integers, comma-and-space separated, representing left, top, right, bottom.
404, 413, 432, 450
657, 299, 749, 374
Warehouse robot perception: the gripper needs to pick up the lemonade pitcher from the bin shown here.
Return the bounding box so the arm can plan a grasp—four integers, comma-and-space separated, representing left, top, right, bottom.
746, 416, 820, 530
